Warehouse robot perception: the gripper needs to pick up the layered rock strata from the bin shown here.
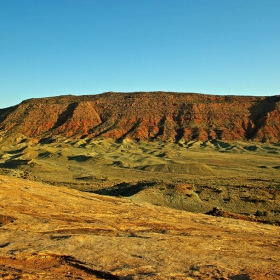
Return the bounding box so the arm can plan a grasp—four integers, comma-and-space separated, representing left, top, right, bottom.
1, 92, 280, 142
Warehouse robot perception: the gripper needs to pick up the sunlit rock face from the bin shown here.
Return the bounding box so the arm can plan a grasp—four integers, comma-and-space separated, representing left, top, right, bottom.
1, 92, 280, 142
0, 175, 279, 279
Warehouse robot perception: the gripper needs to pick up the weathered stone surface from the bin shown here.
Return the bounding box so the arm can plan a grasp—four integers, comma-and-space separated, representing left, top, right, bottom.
1, 92, 280, 142
0, 175, 279, 279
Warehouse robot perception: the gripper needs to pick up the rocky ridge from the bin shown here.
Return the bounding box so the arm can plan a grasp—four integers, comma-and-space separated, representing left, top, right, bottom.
1, 92, 280, 142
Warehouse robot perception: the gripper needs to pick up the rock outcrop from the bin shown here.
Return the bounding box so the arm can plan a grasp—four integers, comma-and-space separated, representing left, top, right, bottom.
0, 175, 279, 279
1, 91, 280, 142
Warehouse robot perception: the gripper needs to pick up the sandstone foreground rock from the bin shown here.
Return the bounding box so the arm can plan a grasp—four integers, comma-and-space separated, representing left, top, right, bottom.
0, 175, 279, 279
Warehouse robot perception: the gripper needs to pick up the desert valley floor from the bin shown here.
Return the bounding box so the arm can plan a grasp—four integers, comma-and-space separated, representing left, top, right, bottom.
0, 136, 280, 279
1, 137, 280, 223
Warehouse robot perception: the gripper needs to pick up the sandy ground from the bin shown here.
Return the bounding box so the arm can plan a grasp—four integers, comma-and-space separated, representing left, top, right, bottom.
0, 138, 280, 222
0, 175, 280, 279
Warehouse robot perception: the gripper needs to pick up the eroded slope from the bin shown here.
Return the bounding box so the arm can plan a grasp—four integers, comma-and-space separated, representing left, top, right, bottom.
1, 92, 280, 142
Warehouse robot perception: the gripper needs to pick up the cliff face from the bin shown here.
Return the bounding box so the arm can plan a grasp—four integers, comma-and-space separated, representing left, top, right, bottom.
1, 92, 280, 142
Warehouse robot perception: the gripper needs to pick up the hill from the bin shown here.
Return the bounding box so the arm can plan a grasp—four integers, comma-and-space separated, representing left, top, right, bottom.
1, 92, 280, 142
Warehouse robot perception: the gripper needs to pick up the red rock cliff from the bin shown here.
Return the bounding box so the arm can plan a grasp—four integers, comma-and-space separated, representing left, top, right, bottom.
0, 92, 280, 142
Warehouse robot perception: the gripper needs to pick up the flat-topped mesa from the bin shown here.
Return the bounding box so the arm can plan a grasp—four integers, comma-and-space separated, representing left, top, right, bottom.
0, 92, 280, 142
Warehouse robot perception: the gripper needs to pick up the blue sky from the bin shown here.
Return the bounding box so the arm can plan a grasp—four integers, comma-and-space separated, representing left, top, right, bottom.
1, 0, 280, 109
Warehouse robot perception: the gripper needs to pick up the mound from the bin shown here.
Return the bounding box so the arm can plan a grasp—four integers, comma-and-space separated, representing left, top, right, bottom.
38, 151, 68, 161
140, 162, 215, 175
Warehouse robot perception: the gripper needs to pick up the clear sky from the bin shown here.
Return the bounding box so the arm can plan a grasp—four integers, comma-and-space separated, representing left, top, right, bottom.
1, 0, 280, 109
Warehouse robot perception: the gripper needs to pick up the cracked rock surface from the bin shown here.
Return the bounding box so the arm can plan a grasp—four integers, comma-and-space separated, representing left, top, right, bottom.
0, 175, 279, 279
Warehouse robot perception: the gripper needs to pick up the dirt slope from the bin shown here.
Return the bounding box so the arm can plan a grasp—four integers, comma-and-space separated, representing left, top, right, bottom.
0, 175, 279, 279
1, 92, 280, 142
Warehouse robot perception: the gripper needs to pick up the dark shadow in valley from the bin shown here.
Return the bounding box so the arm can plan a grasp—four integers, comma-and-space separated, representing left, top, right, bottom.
92, 181, 157, 197
0, 105, 19, 123
230, 274, 251, 280
116, 121, 141, 142
0, 159, 30, 168
53, 102, 78, 129
246, 96, 280, 140
68, 155, 93, 162
150, 116, 166, 140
